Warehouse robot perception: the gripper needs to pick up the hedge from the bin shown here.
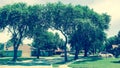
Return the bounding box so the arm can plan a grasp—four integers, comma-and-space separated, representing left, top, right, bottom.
31, 50, 53, 56
0, 50, 22, 57
0, 43, 4, 50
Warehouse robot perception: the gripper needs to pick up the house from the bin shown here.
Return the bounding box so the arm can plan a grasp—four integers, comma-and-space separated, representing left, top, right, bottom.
54, 48, 64, 55
4, 44, 31, 57
112, 44, 120, 49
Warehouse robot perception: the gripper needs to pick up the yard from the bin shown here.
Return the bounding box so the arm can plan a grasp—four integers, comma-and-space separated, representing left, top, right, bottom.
0, 56, 120, 68
69, 56, 120, 68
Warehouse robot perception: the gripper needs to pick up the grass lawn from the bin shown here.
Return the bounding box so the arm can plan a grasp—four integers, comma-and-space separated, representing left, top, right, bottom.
0, 57, 35, 61
69, 56, 120, 68
0, 56, 73, 67
1, 56, 120, 68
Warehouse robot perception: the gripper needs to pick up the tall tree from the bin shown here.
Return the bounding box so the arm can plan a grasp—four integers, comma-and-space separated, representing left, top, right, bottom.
32, 31, 64, 59
0, 3, 37, 61
27, 4, 52, 59
32, 31, 53, 59
69, 5, 110, 59
47, 2, 76, 62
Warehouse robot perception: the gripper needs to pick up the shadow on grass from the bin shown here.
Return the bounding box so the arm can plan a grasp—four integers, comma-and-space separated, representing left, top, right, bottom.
0, 63, 51, 66
0, 58, 51, 66
111, 60, 120, 64
0, 57, 68, 66
74, 56, 102, 64
0, 56, 102, 66
54, 56, 75, 65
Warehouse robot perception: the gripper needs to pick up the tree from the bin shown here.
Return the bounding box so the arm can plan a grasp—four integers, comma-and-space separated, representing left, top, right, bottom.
32, 30, 53, 59
112, 46, 120, 58
27, 4, 52, 59
32, 30, 64, 59
0, 3, 50, 61
27, 4, 50, 36
69, 6, 110, 59
44, 2, 110, 61
0, 3, 32, 61
105, 36, 117, 52
46, 2, 77, 62
106, 31, 120, 57
90, 40, 105, 55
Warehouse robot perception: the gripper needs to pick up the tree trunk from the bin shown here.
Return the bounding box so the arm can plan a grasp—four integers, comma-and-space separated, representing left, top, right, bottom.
84, 45, 88, 57
74, 44, 80, 60
74, 47, 79, 60
64, 38, 68, 62
12, 46, 18, 62
59, 30, 68, 62
12, 34, 22, 62
37, 48, 40, 59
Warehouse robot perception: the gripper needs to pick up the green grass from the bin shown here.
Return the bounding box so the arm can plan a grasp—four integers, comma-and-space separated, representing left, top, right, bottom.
0, 57, 35, 61
2, 56, 119, 68
0, 57, 51, 66
69, 57, 120, 68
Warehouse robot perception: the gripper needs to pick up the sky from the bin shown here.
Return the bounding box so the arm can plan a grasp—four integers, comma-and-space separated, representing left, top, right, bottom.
0, 0, 120, 43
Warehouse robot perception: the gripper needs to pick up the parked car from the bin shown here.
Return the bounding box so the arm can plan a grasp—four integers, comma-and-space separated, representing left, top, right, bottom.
98, 51, 114, 58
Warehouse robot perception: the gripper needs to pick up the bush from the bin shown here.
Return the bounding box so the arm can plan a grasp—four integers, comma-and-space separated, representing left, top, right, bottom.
0, 50, 4, 57
31, 50, 53, 56
112, 47, 120, 58
0, 43, 4, 50
0, 50, 22, 57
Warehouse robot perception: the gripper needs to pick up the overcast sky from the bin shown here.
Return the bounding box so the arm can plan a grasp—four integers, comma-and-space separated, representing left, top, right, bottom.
0, 0, 120, 43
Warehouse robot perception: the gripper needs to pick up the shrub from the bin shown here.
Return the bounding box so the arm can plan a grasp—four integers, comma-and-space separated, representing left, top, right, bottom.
0, 43, 4, 50
112, 47, 120, 58
0, 50, 4, 57
31, 50, 53, 56
0, 50, 22, 57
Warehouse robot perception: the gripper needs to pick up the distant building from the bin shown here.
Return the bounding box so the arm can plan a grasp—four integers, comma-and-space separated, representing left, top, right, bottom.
4, 44, 31, 57
112, 44, 120, 49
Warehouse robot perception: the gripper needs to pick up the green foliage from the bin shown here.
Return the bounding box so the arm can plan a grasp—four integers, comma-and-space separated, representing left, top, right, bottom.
31, 50, 53, 56
106, 31, 120, 57
105, 36, 117, 52
32, 31, 64, 50
0, 43, 4, 50
115, 31, 120, 44
32, 30, 64, 58
69, 6, 110, 57
112, 46, 120, 58
5, 39, 14, 49
0, 3, 32, 61
0, 50, 22, 57
0, 2, 110, 61
32, 31, 54, 49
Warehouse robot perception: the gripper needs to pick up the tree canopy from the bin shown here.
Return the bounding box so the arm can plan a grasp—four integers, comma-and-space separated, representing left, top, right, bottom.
0, 2, 111, 62
32, 30, 64, 58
